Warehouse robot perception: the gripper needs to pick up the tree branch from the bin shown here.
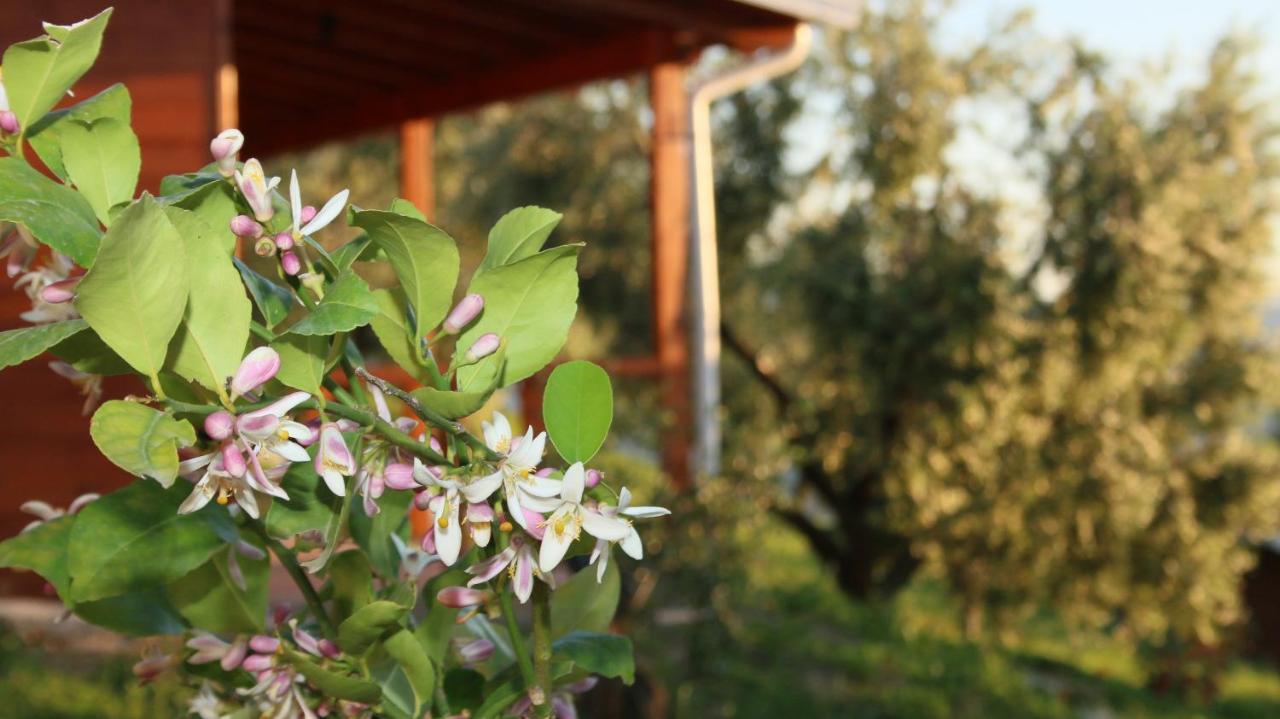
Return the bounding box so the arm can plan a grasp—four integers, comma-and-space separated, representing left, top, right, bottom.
354, 367, 500, 462
720, 320, 793, 411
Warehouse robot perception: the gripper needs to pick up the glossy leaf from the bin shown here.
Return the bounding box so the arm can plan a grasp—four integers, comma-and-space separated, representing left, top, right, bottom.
329, 550, 374, 621
337, 600, 408, 654
60, 117, 140, 226
0, 319, 88, 371
349, 207, 459, 339
234, 257, 295, 329
0, 515, 73, 597
349, 488, 412, 579
369, 288, 432, 380
2, 8, 112, 129
444, 668, 486, 713
27, 83, 132, 180
272, 333, 328, 395
553, 631, 635, 684
383, 629, 435, 715
74, 586, 188, 636
478, 206, 562, 272
286, 650, 382, 704
74, 196, 189, 379
543, 360, 613, 463
265, 461, 338, 539
551, 562, 620, 638
457, 245, 580, 390
389, 197, 427, 221
0, 156, 101, 267
286, 271, 379, 336
331, 234, 374, 271
89, 400, 196, 488
165, 176, 238, 249
167, 544, 269, 634
51, 325, 133, 375
67, 481, 233, 602
165, 206, 252, 394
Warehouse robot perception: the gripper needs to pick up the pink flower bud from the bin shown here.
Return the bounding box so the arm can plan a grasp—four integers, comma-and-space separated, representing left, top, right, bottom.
0, 111, 20, 135
436, 586, 485, 608
236, 158, 278, 222
221, 441, 247, 478
585, 468, 603, 489
534, 467, 554, 477
413, 490, 433, 511
230, 215, 263, 238
132, 654, 173, 683
39, 277, 80, 304
443, 294, 484, 334
300, 205, 318, 224
210, 129, 244, 177
318, 639, 341, 659
249, 635, 280, 654
241, 653, 273, 672
456, 638, 495, 664
204, 410, 235, 440
281, 250, 302, 276
274, 231, 294, 251
420, 525, 436, 553
383, 463, 417, 490
464, 333, 500, 363
231, 347, 281, 397
221, 636, 248, 672
315, 424, 354, 496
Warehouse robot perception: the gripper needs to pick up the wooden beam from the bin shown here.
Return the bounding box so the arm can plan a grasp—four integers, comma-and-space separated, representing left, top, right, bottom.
649, 61, 693, 490
253, 29, 694, 155
399, 119, 435, 220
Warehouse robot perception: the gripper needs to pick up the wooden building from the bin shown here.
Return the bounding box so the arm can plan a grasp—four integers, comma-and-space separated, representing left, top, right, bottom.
0, 1, 858, 580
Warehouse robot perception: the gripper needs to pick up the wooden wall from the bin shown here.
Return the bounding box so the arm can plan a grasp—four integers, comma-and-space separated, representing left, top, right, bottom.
0, 1, 225, 592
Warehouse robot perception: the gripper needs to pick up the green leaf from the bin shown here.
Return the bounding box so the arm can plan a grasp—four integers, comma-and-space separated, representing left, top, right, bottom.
337, 600, 408, 654
167, 544, 269, 634
416, 568, 466, 666
27, 83, 132, 180
349, 488, 412, 580
89, 400, 197, 487
286, 271, 379, 336
234, 257, 296, 329
73, 196, 189, 380
0, 156, 101, 267
349, 207, 459, 339
2, 8, 112, 129
51, 325, 133, 375
551, 562, 620, 638
165, 206, 251, 394
165, 176, 238, 249
475, 661, 575, 719
67, 481, 234, 603
265, 461, 338, 539
389, 197, 427, 221
74, 586, 188, 636
60, 117, 140, 226
272, 333, 328, 395
0, 319, 88, 371
0, 515, 73, 597
331, 234, 374, 271
285, 650, 382, 704
370, 288, 431, 380
329, 550, 373, 621
479, 206, 563, 272
457, 245, 581, 390
301, 472, 354, 575
383, 629, 436, 715
411, 386, 497, 421
543, 360, 613, 463
444, 668, 486, 712
553, 631, 635, 684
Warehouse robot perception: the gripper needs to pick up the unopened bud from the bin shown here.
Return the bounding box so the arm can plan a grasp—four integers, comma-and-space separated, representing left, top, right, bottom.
413, 490, 433, 511
436, 586, 485, 608
443, 294, 484, 334
281, 250, 301, 276
383, 463, 417, 490
39, 277, 80, 304
274, 231, 294, 251
204, 410, 235, 440
464, 333, 500, 363
585, 468, 603, 489
300, 205, 318, 224
249, 635, 280, 654
230, 214, 262, 238
0, 111, 19, 135
221, 441, 247, 478
231, 347, 281, 397
456, 638, 495, 664
241, 653, 272, 672
210, 129, 244, 177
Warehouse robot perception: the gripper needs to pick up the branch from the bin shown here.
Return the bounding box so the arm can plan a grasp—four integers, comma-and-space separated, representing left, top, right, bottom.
770, 507, 845, 566
354, 367, 501, 462
720, 320, 793, 411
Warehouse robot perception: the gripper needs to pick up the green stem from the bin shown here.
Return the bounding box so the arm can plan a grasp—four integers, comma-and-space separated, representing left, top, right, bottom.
500, 587, 538, 702
531, 583, 554, 716
354, 368, 500, 462
249, 320, 275, 342
246, 519, 336, 637
322, 401, 449, 465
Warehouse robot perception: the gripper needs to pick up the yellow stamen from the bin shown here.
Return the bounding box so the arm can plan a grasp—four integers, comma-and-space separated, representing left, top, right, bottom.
499, 520, 513, 532
438, 516, 449, 529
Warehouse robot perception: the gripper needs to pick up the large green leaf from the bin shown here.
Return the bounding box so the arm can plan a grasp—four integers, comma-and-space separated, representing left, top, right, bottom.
349, 208, 459, 339
0, 514, 73, 597
285, 650, 382, 704
478, 206, 562, 272
349, 488, 412, 579
271, 333, 328, 395
60, 117, 140, 226
337, 600, 408, 654
234, 257, 296, 329
0, 156, 101, 267
553, 631, 635, 684
165, 176, 238, 250
551, 562, 619, 638
383, 629, 436, 715
543, 360, 613, 463
0, 319, 88, 371
369, 288, 431, 381
27, 83, 132, 180
51, 325, 133, 375
74, 586, 189, 636
265, 461, 341, 540
330, 550, 374, 621
165, 206, 251, 394
457, 245, 581, 390
73, 196, 189, 380
167, 544, 269, 634
67, 481, 233, 603
89, 400, 196, 488
286, 271, 379, 336
2, 9, 112, 129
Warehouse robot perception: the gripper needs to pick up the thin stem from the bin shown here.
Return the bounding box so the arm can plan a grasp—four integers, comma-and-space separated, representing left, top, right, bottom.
246, 519, 336, 637
531, 583, 554, 716
355, 367, 500, 462
249, 320, 275, 342
322, 401, 450, 465
499, 587, 538, 702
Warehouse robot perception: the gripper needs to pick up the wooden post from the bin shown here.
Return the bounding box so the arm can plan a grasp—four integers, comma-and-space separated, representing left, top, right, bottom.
649, 62, 692, 489
399, 118, 435, 218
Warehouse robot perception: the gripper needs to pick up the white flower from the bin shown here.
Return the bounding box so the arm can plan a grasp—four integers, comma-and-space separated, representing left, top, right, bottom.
468, 412, 562, 531
589, 486, 670, 582
413, 459, 498, 566
465, 534, 547, 603
538, 463, 631, 573
178, 450, 260, 518
289, 169, 348, 239
234, 158, 280, 222
15, 253, 78, 324
314, 423, 354, 497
